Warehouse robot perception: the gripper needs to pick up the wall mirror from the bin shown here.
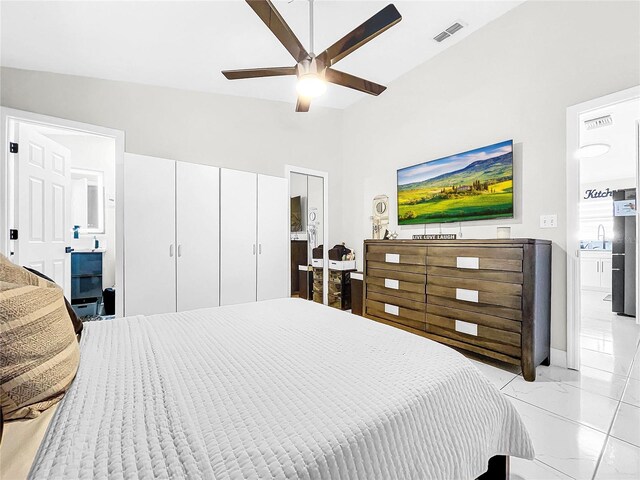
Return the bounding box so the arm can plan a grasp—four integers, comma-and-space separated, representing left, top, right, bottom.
290, 171, 325, 301
71, 168, 105, 234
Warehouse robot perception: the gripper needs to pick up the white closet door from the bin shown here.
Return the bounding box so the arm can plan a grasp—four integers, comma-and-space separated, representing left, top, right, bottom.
124, 153, 176, 316
220, 169, 257, 305
257, 175, 288, 301
176, 162, 220, 311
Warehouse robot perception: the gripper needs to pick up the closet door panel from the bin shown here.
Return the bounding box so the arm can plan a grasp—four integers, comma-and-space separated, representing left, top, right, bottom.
124, 154, 176, 316
220, 169, 257, 305
176, 162, 220, 311
257, 175, 288, 301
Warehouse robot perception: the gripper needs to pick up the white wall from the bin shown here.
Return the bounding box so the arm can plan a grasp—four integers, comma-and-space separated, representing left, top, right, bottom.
340, 0, 640, 351
2, 0, 639, 353
0, 68, 345, 249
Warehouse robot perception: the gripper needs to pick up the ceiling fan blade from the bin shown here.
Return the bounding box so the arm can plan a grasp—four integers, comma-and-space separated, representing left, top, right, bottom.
246, 0, 309, 62
222, 66, 297, 80
317, 4, 401, 67
325, 69, 386, 96
296, 96, 311, 112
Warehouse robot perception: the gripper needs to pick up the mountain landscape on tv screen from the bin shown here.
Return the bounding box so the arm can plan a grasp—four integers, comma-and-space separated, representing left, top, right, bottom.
398, 149, 513, 224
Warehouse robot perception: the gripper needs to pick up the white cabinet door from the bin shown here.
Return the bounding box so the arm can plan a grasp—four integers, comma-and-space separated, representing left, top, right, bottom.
600, 258, 613, 290
124, 154, 176, 316
257, 175, 288, 301
17, 124, 72, 296
176, 162, 220, 311
580, 257, 601, 290
220, 169, 257, 305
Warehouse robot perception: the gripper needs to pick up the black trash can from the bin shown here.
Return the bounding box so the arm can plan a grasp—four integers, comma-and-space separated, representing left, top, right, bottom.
103, 288, 115, 316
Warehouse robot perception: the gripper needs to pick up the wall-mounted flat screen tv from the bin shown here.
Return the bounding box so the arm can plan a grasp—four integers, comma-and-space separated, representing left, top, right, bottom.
397, 140, 514, 225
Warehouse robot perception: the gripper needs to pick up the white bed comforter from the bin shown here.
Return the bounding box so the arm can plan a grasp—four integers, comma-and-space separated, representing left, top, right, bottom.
31, 298, 533, 480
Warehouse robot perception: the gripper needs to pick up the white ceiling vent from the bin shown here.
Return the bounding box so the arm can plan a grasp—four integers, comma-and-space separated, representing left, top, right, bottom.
434, 22, 465, 42
584, 115, 613, 130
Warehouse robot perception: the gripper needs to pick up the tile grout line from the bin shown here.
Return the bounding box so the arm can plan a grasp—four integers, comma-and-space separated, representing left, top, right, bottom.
590, 348, 639, 480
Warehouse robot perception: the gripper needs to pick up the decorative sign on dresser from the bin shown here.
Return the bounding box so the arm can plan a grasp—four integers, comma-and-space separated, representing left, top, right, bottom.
363, 239, 552, 381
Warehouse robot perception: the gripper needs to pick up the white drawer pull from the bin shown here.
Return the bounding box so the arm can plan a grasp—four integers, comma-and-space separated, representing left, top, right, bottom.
384, 304, 399, 316
385, 253, 400, 264
455, 320, 478, 336
384, 278, 399, 290
456, 256, 479, 269
456, 288, 479, 303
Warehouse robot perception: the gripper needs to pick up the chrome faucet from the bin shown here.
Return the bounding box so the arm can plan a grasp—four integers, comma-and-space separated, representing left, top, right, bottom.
597, 224, 606, 249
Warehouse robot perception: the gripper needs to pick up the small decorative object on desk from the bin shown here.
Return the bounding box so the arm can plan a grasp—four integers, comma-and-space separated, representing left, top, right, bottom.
383, 229, 398, 240
497, 226, 511, 239
412, 234, 457, 240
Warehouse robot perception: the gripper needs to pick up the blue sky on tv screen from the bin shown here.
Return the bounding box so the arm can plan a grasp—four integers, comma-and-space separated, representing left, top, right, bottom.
398, 140, 513, 186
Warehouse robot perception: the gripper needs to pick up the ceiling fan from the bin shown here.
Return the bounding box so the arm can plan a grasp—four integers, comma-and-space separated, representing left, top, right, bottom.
222, 0, 402, 112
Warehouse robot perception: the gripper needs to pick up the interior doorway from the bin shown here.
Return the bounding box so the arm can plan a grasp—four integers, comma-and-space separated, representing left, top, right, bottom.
566, 87, 640, 370
1, 108, 125, 317
285, 165, 329, 305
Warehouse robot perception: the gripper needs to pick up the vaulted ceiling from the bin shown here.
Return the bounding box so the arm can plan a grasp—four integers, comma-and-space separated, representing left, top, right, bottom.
1, 0, 523, 109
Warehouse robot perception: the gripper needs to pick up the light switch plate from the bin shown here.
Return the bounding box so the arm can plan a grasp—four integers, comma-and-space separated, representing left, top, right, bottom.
540, 214, 558, 228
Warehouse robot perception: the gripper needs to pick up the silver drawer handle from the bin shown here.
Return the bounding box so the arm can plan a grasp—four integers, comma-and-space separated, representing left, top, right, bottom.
384, 279, 399, 289
384, 303, 399, 316
456, 256, 479, 269
456, 288, 479, 303
385, 253, 400, 264
169, 244, 174, 257
455, 320, 478, 336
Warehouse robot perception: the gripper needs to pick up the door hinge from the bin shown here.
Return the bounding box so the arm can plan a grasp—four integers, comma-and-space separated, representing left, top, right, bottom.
9, 142, 18, 154
9, 229, 18, 240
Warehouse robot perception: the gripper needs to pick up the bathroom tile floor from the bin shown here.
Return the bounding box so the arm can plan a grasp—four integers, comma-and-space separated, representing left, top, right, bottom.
470, 290, 640, 479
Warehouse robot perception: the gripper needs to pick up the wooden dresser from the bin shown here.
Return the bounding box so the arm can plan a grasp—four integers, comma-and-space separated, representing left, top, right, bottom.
363, 239, 552, 381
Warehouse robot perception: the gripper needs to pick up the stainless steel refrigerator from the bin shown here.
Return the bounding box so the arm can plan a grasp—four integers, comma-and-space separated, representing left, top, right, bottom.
612, 188, 636, 317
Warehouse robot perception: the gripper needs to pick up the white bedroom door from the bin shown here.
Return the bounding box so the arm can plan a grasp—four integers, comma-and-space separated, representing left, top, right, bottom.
220, 168, 257, 305
176, 162, 220, 311
16, 124, 72, 296
257, 174, 288, 301
124, 153, 176, 316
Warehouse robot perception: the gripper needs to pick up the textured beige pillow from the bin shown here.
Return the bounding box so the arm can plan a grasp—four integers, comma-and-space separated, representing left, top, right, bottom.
0, 280, 80, 420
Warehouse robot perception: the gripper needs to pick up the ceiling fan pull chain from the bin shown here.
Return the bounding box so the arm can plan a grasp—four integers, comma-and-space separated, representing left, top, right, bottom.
309, 0, 315, 55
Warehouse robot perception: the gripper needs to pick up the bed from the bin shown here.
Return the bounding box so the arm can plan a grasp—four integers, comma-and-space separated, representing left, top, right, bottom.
5, 298, 534, 479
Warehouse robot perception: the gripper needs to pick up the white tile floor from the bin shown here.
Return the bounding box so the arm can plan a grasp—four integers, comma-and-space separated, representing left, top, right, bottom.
470, 290, 640, 480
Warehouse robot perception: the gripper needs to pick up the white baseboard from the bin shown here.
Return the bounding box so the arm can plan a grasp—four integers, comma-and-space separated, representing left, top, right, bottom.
550, 348, 567, 368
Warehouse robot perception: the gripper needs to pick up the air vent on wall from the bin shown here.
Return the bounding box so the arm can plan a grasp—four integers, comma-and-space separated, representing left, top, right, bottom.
584, 115, 613, 130
434, 22, 465, 42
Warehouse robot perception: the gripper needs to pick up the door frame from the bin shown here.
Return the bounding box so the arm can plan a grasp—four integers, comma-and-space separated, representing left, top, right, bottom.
1, 107, 126, 317
285, 165, 329, 305
566, 85, 640, 370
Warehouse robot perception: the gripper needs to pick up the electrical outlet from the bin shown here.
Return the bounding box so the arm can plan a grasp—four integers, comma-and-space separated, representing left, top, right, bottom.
540, 214, 558, 228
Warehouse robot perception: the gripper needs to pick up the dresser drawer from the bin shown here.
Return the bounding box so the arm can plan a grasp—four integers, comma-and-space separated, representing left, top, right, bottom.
426, 247, 523, 272
427, 284, 521, 310
366, 260, 426, 275
426, 303, 521, 333
428, 295, 522, 321
427, 275, 522, 296
366, 299, 426, 330
367, 283, 426, 303
426, 313, 521, 347
425, 323, 521, 358
366, 267, 426, 285
366, 276, 425, 294
367, 244, 428, 257
426, 265, 523, 284
366, 252, 426, 266
367, 290, 426, 311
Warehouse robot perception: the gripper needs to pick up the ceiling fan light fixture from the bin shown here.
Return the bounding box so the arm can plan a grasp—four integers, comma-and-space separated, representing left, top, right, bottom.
296, 73, 327, 98
576, 143, 611, 158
